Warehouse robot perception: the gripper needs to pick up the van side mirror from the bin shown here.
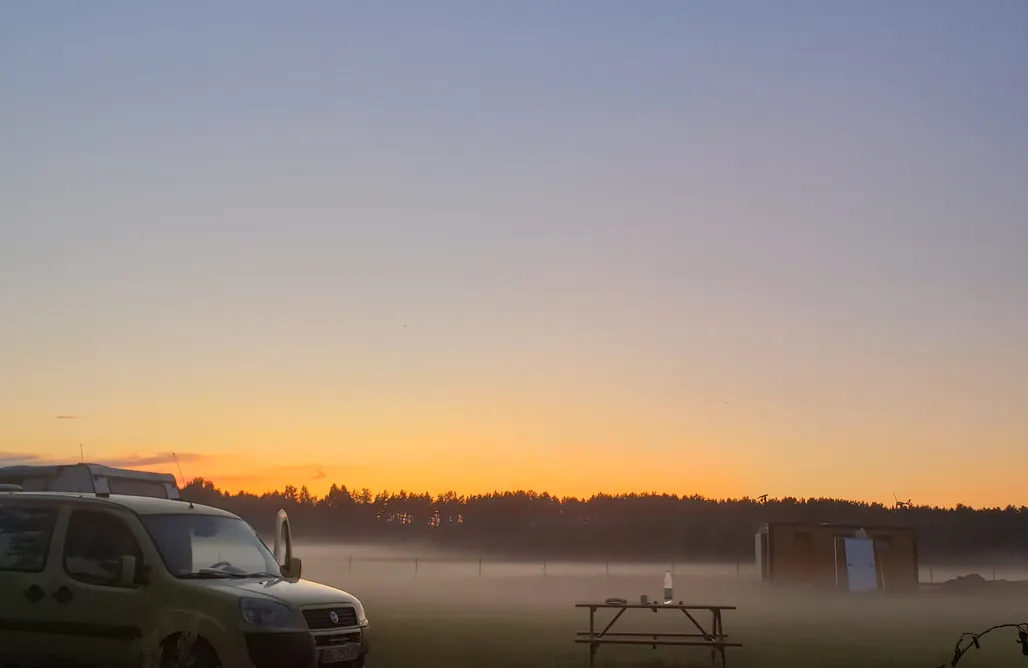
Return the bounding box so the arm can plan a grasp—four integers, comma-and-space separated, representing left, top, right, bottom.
273, 509, 299, 579
273, 509, 293, 566
281, 557, 302, 581
119, 555, 137, 587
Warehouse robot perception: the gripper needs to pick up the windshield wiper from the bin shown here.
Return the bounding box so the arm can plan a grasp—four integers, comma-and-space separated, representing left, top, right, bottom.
180, 570, 281, 580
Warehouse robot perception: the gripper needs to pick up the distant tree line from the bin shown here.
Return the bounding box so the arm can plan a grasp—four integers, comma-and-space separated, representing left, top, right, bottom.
180, 478, 1028, 562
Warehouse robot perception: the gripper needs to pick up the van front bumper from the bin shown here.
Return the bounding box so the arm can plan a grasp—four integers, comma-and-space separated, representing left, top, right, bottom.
245, 631, 317, 668
310, 624, 371, 662
243, 624, 370, 668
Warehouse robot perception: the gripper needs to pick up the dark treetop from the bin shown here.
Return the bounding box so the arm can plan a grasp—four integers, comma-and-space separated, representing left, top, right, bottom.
181, 478, 1028, 562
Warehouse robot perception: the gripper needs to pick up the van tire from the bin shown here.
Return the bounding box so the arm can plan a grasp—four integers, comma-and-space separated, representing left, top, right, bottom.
160, 634, 221, 668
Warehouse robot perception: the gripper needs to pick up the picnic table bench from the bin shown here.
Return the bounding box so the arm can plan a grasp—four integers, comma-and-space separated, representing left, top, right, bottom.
575, 601, 742, 667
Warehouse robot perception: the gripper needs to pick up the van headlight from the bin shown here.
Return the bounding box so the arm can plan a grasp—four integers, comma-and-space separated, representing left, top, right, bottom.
239, 598, 306, 631
352, 600, 368, 626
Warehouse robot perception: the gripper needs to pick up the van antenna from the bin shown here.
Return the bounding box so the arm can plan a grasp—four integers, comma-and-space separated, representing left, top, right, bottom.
172, 452, 193, 508
172, 452, 186, 487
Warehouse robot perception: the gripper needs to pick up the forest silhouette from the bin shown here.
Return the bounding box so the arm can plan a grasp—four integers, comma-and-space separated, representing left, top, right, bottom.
182, 478, 1028, 563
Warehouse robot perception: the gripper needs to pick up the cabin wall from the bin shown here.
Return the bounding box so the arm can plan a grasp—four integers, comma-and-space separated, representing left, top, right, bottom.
866, 529, 918, 592
766, 524, 918, 592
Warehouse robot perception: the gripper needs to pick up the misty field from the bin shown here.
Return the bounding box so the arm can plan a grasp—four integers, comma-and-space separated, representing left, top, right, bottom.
297, 544, 1028, 668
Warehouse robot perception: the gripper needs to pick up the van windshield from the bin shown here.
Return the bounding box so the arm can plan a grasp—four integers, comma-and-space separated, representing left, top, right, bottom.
141, 514, 282, 579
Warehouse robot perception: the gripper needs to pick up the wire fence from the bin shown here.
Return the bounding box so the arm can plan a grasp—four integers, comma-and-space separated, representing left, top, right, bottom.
334, 556, 757, 579
300, 553, 1028, 583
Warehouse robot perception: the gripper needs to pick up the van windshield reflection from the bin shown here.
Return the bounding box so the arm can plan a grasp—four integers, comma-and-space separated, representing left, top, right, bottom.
141, 514, 282, 579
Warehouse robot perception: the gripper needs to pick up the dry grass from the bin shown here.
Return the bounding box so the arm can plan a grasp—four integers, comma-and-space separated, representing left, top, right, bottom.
359, 595, 1026, 668
298, 552, 1028, 668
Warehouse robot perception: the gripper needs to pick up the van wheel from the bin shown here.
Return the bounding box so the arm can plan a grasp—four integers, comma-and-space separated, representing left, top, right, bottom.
161, 634, 221, 668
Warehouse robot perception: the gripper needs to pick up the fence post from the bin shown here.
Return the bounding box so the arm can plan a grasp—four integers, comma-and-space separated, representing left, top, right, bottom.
543, 560, 547, 577
929, 566, 933, 583
478, 557, 483, 577
414, 558, 419, 578
992, 567, 996, 581
736, 562, 740, 577
348, 555, 352, 573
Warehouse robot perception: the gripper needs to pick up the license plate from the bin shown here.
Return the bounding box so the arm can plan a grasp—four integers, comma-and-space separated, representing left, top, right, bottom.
320, 644, 360, 664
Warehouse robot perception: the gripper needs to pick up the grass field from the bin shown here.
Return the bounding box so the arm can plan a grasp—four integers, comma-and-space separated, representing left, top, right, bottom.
298, 545, 1028, 668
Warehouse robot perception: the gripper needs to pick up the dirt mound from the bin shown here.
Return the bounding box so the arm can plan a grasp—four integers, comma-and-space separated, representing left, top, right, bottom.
935, 573, 1028, 594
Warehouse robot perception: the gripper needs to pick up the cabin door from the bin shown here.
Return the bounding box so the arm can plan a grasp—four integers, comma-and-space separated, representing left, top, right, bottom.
843, 538, 878, 592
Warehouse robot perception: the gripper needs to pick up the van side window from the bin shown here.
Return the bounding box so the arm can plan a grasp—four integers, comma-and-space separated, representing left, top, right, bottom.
0, 506, 58, 572
63, 510, 143, 587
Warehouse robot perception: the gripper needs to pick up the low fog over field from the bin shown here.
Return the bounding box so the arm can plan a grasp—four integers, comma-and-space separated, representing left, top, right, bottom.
291, 542, 1028, 667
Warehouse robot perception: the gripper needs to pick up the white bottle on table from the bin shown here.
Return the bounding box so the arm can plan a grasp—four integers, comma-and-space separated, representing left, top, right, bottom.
663, 570, 673, 604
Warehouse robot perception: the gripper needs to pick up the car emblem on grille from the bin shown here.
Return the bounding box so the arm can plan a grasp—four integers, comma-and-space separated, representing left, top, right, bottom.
329, 611, 339, 624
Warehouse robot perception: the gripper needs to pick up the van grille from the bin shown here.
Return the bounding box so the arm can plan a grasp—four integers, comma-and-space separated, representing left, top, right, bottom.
302, 606, 358, 629
313, 631, 361, 647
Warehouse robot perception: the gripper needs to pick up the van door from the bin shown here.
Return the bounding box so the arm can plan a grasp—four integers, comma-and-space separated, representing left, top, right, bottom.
48, 508, 154, 667
0, 503, 62, 666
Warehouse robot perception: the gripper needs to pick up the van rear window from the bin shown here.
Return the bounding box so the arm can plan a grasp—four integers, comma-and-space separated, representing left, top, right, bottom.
0, 507, 58, 573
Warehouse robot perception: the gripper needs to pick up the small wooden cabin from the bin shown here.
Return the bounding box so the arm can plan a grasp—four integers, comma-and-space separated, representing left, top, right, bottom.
755, 522, 918, 592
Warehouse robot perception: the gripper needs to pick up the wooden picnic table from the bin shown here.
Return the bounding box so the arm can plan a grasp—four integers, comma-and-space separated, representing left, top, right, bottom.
574, 602, 743, 667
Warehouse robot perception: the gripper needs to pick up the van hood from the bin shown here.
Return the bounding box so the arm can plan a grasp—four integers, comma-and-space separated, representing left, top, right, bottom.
201, 577, 362, 608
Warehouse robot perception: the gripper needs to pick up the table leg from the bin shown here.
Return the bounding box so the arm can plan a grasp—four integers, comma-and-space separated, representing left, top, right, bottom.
589, 607, 596, 668
598, 607, 626, 637
710, 609, 717, 667
716, 610, 728, 666
680, 609, 711, 640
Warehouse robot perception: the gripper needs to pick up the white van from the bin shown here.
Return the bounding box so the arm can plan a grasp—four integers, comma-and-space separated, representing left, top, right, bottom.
0, 489, 370, 668
0, 463, 181, 500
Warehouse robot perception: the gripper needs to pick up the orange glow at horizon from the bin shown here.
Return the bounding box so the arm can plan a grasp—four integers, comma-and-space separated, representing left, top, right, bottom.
3, 382, 1027, 510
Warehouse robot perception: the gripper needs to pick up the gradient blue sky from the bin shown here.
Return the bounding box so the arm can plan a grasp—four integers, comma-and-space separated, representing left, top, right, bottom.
2, 2, 1026, 507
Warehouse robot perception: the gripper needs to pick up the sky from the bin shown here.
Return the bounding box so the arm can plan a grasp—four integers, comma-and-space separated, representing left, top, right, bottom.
1, 1, 1026, 508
